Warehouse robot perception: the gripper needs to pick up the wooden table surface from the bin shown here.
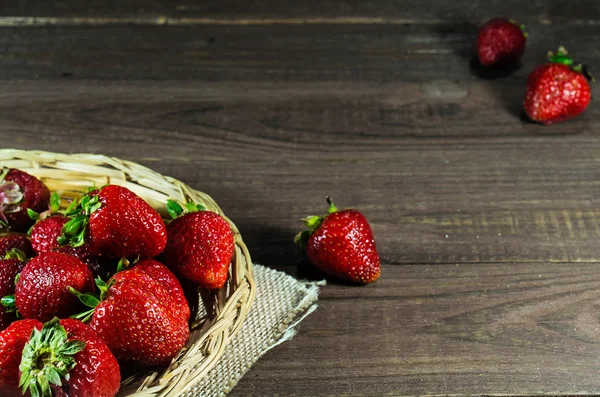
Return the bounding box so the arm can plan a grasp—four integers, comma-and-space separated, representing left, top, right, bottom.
2, 1, 600, 396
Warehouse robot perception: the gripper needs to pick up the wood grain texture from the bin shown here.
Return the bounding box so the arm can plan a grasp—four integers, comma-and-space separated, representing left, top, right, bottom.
0, 23, 598, 81
3, 0, 600, 24
229, 263, 600, 396
1, 80, 599, 267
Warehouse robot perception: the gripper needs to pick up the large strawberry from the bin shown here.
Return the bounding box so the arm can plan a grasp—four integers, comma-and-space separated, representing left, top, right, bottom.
59, 185, 167, 258
0, 169, 50, 233
0, 234, 33, 258
15, 252, 94, 322
0, 249, 27, 331
162, 200, 234, 290
0, 317, 120, 397
0, 319, 42, 397
476, 18, 527, 67
524, 46, 593, 124
295, 197, 381, 284
73, 258, 190, 366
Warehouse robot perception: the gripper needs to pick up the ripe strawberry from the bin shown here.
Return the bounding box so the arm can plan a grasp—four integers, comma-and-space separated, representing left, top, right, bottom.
15, 252, 94, 322
0, 169, 50, 233
0, 234, 33, 258
60, 185, 167, 258
2, 318, 120, 397
524, 46, 592, 124
0, 319, 42, 397
31, 214, 68, 254
477, 18, 526, 67
0, 249, 27, 331
74, 258, 190, 366
162, 200, 234, 290
295, 198, 381, 284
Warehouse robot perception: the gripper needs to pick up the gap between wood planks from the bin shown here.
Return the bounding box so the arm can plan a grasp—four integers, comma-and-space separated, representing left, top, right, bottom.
1, 15, 600, 26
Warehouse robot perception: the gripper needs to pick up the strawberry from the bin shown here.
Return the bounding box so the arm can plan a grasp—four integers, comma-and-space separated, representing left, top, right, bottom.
2, 318, 121, 397
524, 46, 593, 124
295, 198, 381, 284
0, 169, 50, 233
0, 249, 27, 331
162, 200, 234, 290
73, 258, 190, 367
15, 252, 94, 322
476, 18, 526, 67
59, 185, 167, 258
0, 319, 42, 397
55, 244, 115, 279
0, 234, 33, 258
31, 214, 68, 254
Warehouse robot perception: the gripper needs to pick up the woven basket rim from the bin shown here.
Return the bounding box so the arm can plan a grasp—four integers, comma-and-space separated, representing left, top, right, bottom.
0, 149, 256, 397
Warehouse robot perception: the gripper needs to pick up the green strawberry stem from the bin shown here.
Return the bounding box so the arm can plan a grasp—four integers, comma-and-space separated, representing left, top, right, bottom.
19, 317, 86, 397
294, 196, 341, 249
166, 199, 205, 220
5, 248, 27, 261
1, 294, 16, 313
58, 194, 102, 248
69, 277, 112, 323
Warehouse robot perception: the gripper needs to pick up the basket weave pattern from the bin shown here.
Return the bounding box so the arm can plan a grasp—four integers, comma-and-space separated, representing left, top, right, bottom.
0, 149, 256, 397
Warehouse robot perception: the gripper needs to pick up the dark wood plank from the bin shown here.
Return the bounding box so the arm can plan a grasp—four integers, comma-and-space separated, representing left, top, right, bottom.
2, 80, 599, 266
229, 262, 600, 396
3, 0, 600, 24
0, 23, 597, 81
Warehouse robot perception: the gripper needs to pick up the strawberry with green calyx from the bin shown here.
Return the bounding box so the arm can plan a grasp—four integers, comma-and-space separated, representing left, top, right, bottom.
13, 317, 121, 397
0, 169, 50, 233
295, 197, 381, 284
0, 249, 28, 330
15, 252, 95, 322
0, 319, 42, 397
71, 259, 190, 367
524, 46, 593, 125
59, 185, 167, 258
162, 199, 234, 290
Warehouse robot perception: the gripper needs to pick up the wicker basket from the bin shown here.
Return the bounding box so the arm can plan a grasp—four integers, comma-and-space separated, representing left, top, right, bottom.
0, 149, 256, 397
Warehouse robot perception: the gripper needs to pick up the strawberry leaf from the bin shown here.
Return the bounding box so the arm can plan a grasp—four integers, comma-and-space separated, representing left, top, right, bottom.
167, 199, 184, 220
68, 287, 100, 309
50, 192, 61, 213
0, 295, 16, 312
5, 248, 26, 261
27, 208, 40, 220
186, 201, 205, 213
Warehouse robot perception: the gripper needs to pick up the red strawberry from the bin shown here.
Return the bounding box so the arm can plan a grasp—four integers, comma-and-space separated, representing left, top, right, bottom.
11, 318, 120, 397
0, 234, 33, 258
162, 200, 234, 290
0, 250, 27, 331
60, 185, 166, 258
15, 252, 94, 322
477, 18, 526, 67
31, 214, 68, 254
524, 46, 592, 124
0, 169, 50, 233
0, 319, 42, 397
75, 259, 189, 366
295, 198, 381, 284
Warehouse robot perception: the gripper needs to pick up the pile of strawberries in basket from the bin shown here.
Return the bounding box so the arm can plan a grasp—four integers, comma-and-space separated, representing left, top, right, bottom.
0, 168, 236, 397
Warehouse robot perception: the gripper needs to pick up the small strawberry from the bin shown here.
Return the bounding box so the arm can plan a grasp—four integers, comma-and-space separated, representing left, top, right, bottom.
162, 200, 234, 290
59, 185, 167, 258
0, 319, 42, 397
73, 258, 190, 367
0, 169, 50, 233
476, 18, 527, 67
31, 214, 69, 255
524, 46, 593, 124
15, 252, 94, 322
295, 197, 381, 284
0, 249, 27, 331
0, 234, 33, 258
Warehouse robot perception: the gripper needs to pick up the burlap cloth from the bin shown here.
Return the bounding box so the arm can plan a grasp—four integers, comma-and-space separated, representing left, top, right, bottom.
182, 265, 321, 397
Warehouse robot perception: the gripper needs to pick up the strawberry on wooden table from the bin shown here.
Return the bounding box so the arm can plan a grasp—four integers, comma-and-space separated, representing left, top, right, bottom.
295, 197, 381, 284
59, 185, 167, 258
0, 319, 42, 397
0, 169, 50, 233
73, 258, 190, 367
162, 200, 235, 290
0, 234, 33, 258
476, 18, 527, 67
0, 249, 27, 331
14, 251, 94, 322
524, 46, 593, 124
